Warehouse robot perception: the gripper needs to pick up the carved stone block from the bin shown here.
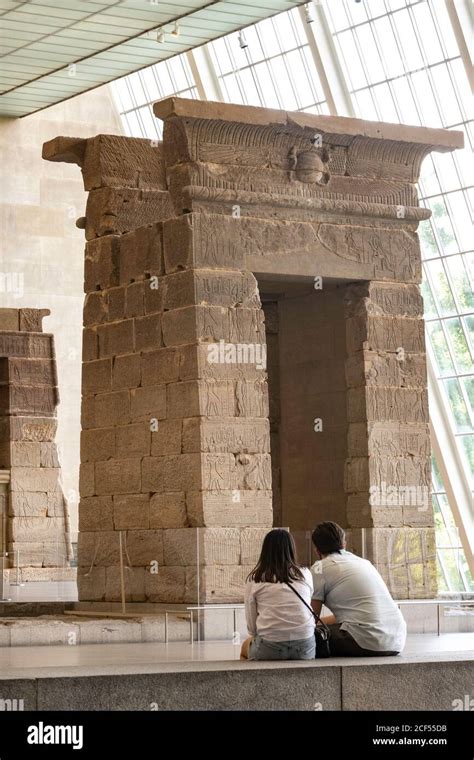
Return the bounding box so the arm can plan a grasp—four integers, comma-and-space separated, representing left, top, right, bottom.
186, 489, 273, 528
95, 459, 141, 495
150, 492, 187, 529
85, 188, 173, 240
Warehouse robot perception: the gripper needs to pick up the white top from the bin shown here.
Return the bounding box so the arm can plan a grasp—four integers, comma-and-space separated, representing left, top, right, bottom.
311, 550, 407, 653
245, 567, 315, 642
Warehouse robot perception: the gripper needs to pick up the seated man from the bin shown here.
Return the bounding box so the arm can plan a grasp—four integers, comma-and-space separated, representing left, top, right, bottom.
311, 521, 406, 656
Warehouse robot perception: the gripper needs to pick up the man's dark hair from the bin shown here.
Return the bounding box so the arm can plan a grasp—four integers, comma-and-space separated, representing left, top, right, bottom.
248, 528, 304, 583
312, 522, 345, 555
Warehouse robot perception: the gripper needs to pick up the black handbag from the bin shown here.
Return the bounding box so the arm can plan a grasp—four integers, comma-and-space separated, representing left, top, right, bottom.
286, 582, 331, 658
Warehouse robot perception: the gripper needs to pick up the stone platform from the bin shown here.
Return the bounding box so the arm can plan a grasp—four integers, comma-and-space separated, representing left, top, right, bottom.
0, 634, 472, 711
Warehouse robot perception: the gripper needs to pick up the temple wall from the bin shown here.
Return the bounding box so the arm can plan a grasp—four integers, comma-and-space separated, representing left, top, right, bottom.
43, 98, 463, 601
0, 85, 122, 547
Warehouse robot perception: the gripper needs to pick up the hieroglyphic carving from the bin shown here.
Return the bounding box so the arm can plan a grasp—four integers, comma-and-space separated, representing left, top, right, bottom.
368, 424, 431, 459
318, 224, 420, 280
0, 333, 54, 359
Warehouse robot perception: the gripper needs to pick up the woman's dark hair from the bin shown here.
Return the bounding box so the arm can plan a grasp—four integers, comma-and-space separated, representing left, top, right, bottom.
312, 521, 345, 555
247, 529, 304, 584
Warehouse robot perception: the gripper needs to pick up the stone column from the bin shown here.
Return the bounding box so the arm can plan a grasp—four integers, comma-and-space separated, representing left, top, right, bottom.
344, 282, 436, 597
43, 135, 271, 603
78, 215, 272, 603
0, 308, 72, 581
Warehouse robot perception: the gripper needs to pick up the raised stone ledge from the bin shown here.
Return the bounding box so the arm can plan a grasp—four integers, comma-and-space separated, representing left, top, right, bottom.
182, 185, 432, 222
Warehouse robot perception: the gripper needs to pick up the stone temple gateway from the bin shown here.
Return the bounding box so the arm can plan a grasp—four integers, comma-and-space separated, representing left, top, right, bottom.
43, 98, 462, 605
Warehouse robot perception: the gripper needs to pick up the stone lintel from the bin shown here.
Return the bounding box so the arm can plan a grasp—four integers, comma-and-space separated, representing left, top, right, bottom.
154, 96, 463, 151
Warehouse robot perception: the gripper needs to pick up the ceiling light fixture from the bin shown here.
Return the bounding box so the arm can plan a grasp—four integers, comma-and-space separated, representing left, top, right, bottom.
171, 22, 180, 37
156, 30, 166, 43
304, 4, 314, 23
238, 30, 248, 49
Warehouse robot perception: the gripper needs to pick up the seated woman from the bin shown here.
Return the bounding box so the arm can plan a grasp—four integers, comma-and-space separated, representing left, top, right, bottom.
241, 528, 315, 661
311, 521, 407, 657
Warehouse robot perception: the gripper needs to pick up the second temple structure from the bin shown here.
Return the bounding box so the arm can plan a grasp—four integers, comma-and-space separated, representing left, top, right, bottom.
42, 98, 463, 604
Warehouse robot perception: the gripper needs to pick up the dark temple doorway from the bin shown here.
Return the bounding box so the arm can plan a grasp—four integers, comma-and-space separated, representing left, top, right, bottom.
259, 278, 350, 561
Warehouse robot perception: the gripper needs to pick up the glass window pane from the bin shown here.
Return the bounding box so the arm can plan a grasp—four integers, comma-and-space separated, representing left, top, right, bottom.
419, 155, 442, 196
337, 30, 368, 90
386, 0, 408, 10
447, 191, 473, 253
446, 256, 474, 312
425, 259, 457, 316
325, 0, 351, 32
421, 278, 438, 319
139, 68, 160, 104
449, 60, 473, 120
419, 218, 440, 259
392, 8, 424, 71
209, 37, 232, 75
272, 11, 298, 50
123, 110, 142, 138
257, 17, 280, 58
459, 435, 474, 486
411, 2, 445, 65
444, 318, 474, 373
411, 70, 443, 127
462, 377, 474, 419
429, 63, 463, 127
436, 493, 460, 540
443, 377, 473, 432
221, 72, 245, 104
373, 16, 405, 78
427, 322, 455, 376
113, 79, 133, 112
431, 0, 462, 58
431, 455, 444, 493
357, 23, 385, 84
288, 6, 308, 46
239, 68, 265, 107
346, 0, 370, 26
302, 47, 325, 104
466, 253, 474, 291
426, 197, 459, 255
270, 57, 298, 110
433, 499, 451, 546
371, 82, 399, 122
464, 316, 474, 352
352, 88, 379, 120
432, 152, 461, 194
438, 548, 465, 591
436, 559, 449, 592
136, 105, 159, 140
245, 25, 266, 63
391, 76, 420, 126
125, 71, 147, 108
167, 57, 192, 91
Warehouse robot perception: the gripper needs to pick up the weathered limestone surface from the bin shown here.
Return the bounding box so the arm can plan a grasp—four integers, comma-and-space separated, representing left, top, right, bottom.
0, 309, 72, 575
44, 99, 462, 601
